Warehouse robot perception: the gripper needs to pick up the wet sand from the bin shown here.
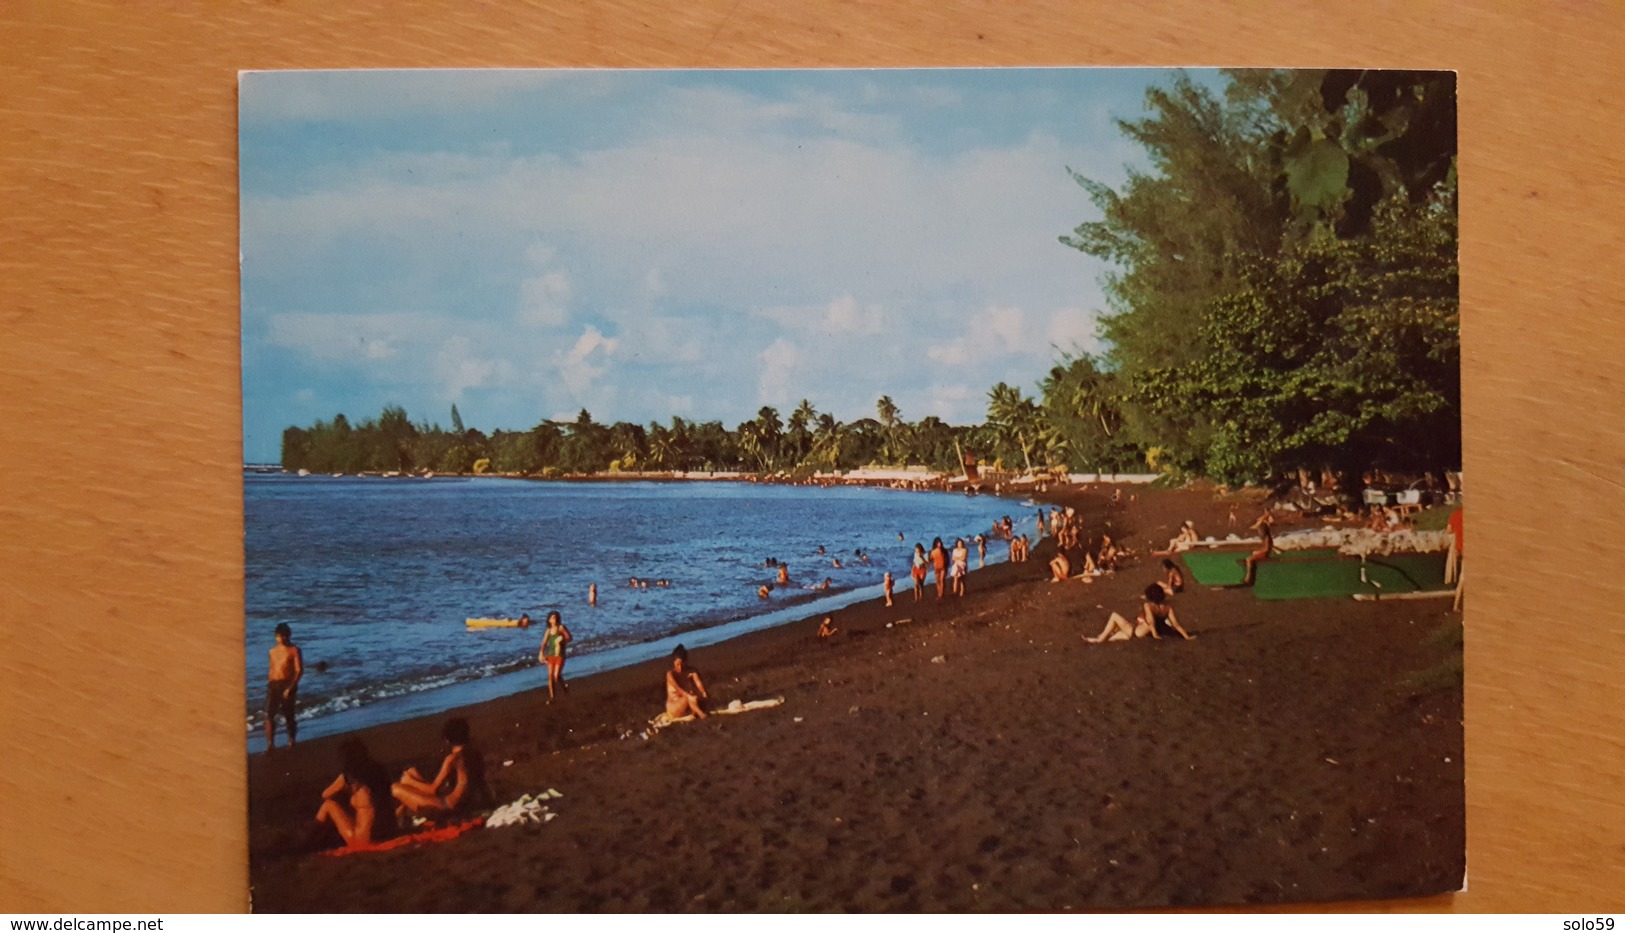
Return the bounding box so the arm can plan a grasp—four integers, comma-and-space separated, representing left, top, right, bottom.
248, 484, 1464, 911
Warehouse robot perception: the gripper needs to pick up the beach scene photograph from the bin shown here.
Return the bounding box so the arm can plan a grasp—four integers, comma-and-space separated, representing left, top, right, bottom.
240, 67, 1463, 911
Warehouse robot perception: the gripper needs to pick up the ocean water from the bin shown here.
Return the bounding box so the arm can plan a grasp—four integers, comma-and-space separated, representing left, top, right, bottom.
245, 475, 1036, 748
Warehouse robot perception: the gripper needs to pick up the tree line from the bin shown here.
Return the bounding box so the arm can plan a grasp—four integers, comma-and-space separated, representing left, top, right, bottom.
280, 396, 1047, 477
281, 70, 1458, 487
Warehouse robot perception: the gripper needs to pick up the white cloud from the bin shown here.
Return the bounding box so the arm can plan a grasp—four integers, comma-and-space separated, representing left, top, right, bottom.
435, 336, 514, 400
519, 271, 572, 328
757, 337, 803, 406
554, 325, 619, 395
264, 312, 423, 362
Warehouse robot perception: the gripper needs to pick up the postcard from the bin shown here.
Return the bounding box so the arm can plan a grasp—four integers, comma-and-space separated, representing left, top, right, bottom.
241, 67, 1462, 911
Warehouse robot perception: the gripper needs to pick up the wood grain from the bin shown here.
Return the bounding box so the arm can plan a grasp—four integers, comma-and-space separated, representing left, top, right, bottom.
2, 0, 1622, 913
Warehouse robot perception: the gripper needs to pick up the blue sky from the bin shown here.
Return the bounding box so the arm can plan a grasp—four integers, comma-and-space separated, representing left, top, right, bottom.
240, 67, 1227, 462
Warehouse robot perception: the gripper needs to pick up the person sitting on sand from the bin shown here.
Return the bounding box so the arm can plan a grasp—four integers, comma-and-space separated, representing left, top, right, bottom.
911, 544, 928, 602
537, 610, 572, 702
930, 537, 948, 600
316, 737, 396, 849
951, 538, 969, 597
665, 645, 709, 720
1049, 549, 1072, 583
818, 616, 838, 639
883, 571, 894, 607
1085, 585, 1196, 643
1162, 521, 1198, 554
1160, 559, 1185, 596
392, 717, 492, 821
1096, 534, 1120, 571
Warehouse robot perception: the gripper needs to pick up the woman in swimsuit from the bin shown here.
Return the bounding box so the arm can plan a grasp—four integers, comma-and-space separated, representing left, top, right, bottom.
537, 610, 573, 701
316, 737, 396, 849
1160, 559, 1185, 596
929, 537, 948, 600
665, 645, 709, 720
910, 543, 928, 602
392, 717, 492, 819
1085, 585, 1195, 643
950, 538, 969, 596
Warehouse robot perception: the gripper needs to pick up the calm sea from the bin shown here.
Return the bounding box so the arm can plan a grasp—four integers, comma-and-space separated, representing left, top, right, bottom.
245, 475, 1037, 749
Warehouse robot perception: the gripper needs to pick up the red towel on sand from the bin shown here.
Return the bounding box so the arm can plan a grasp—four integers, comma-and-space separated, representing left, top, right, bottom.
321, 818, 484, 857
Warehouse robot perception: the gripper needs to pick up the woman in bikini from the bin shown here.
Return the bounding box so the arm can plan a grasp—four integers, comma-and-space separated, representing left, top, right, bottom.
537, 610, 573, 702
316, 737, 396, 849
1085, 584, 1195, 643
391, 717, 492, 820
929, 537, 948, 600
665, 645, 709, 720
1159, 558, 1185, 596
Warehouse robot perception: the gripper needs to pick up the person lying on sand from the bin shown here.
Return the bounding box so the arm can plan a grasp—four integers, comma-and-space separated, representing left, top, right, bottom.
1084, 584, 1195, 643
316, 738, 396, 849
391, 717, 492, 821
665, 646, 709, 720
1160, 559, 1185, 596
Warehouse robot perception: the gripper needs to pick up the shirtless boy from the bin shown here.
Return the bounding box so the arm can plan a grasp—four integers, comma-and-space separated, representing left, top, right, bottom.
266, 623, 304, 749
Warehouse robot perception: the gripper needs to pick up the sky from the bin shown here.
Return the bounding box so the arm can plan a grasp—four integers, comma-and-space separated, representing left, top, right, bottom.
239, 67, 1228, 462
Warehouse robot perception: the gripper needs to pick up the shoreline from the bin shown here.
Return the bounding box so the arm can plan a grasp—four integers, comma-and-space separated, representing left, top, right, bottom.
245, 478, 1060, 750
248, 482, 1465, 911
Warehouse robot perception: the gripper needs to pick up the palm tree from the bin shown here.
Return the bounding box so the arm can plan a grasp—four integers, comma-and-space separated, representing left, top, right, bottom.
876, 395, 901, 464
787, 399, 817, 466
810, 413, 848, 469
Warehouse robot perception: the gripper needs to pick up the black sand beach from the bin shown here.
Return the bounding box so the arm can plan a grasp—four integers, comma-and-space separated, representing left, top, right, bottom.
248, 483, 1464, 911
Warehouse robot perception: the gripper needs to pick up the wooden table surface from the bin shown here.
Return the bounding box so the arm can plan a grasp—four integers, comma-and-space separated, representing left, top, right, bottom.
3, 1, 1622, 913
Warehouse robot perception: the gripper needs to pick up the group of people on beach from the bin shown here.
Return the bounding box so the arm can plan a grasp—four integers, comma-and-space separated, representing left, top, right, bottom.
312, 715, 495, 850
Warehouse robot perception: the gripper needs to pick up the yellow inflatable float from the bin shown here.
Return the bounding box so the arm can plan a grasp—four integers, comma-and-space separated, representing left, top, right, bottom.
465, 617, 531, 629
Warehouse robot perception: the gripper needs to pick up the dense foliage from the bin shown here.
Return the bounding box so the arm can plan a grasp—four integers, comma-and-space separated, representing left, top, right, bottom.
1055, 68, 1458, 484
281, 400, 1004, 476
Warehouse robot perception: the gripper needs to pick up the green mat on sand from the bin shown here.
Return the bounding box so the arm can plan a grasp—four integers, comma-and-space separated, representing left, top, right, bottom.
1180, 549, 1450, 600
1180, 548, 1339, 586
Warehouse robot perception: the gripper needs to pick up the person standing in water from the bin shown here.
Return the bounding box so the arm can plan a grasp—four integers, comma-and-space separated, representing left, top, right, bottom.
910, 543, 928, 602
537, 611, 573, 702
266, 623, 304, 749
951, 537, 969, 597
588, 583, 597, 607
